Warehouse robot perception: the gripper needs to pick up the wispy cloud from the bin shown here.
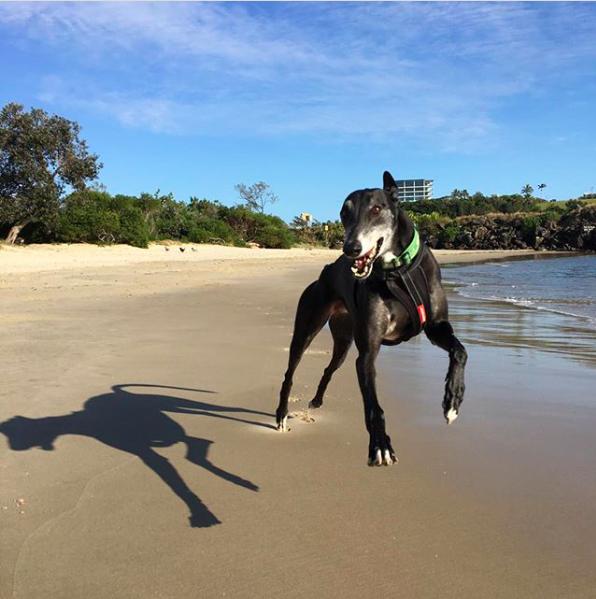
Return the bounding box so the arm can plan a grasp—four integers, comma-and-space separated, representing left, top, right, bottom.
2, 2, 595, 150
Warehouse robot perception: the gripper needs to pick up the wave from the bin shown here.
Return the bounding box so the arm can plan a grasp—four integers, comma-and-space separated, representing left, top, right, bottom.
445, 254, 596, 330
453, 286, 596, 327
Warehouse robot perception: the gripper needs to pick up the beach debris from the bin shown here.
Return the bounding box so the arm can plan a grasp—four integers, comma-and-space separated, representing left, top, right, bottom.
290, 409, 315, 424
165, 247, 170, 251
191, 247, 197, 252
179, 247, 185, 253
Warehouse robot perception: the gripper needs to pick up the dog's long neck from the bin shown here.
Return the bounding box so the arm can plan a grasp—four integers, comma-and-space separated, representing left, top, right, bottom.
390, 208, 416, 257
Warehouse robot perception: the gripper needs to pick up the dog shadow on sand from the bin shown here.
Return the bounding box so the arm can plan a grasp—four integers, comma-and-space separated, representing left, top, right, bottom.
0, 384, 274, 528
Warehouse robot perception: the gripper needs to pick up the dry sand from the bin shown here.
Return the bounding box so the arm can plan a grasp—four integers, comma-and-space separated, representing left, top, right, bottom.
1, 244, 594, 598
0, 242, 540, 275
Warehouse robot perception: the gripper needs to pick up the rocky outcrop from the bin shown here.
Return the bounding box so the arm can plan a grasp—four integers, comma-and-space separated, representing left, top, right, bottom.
420, 206, 596, 251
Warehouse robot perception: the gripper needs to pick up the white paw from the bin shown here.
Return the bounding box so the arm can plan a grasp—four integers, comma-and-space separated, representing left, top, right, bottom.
446, 408, 458, 425
368, 449, 397, 466
277, 416, 289, 432
383, 449, 396, 465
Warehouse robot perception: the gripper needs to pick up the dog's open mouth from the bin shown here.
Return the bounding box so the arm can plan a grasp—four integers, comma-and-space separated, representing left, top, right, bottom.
350, 238, 383, 279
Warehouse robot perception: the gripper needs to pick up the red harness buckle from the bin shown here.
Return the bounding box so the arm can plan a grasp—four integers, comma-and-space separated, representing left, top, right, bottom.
417, 303, 427, 326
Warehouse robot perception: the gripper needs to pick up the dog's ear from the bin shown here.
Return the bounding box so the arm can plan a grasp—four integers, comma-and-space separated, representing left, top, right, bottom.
383, 171, 399, 202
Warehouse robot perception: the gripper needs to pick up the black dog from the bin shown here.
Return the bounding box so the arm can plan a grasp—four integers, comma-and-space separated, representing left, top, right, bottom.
276, 172, 467, 466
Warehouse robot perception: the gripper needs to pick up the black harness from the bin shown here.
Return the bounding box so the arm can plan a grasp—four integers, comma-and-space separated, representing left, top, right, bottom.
372, 243, 431, 341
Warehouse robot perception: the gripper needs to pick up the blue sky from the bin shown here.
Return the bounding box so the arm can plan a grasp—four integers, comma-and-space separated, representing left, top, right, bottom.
1, 1, 595, 221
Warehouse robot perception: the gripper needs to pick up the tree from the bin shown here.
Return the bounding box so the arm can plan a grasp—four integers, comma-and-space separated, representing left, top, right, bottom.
0, 103, 102, 243
521, 184, 534, 199
537, 183, 547, 199
235, 181, 278, 213
450, 189, 469, 200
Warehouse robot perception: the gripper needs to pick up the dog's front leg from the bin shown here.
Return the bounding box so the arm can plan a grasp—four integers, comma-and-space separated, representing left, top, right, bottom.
355, 331, 397, 467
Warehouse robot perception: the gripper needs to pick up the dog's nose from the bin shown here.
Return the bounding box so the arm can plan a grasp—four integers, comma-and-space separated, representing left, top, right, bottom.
343, 240, 362, 258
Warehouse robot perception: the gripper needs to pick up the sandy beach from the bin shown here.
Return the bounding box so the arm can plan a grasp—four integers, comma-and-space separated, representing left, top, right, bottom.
1, 244, 594, 599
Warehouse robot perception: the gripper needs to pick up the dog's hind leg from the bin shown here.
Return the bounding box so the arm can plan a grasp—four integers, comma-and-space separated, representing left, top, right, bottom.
276, 281, 333, 431
425, 320, 468, 424
309, 311, 353, 410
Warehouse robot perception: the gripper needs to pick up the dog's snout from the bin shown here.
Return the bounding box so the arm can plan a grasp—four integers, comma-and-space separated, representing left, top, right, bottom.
343, 240, 362, 258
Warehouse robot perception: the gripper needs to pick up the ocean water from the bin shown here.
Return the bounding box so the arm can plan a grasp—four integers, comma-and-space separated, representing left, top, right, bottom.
445, 254, 596, 328
437, 253, 596, 370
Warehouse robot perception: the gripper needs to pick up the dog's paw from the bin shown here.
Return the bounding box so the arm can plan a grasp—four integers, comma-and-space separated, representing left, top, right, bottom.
368, 448, 397, 467
189, 512, 221, 528
445, 407, 458, 425
308, 397, 323, 409
368, 433, 398, 467
277, 416, 289, 432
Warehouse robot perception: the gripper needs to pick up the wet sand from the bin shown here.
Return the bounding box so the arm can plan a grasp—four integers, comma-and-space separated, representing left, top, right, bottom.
1, 247, 594, 598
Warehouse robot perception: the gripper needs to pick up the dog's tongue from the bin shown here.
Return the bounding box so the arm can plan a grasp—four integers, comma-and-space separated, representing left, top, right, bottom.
355, 247, 373, 268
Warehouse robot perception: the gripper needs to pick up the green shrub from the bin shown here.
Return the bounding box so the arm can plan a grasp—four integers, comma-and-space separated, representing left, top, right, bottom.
520, 215, 540, 244
256, 223, 295, 249
188, 218, 240, 245
218, 206, 293, 248
439, 224, 459, 244
406, 194, 547, 219
156, 195, 189, 240
117, 205, 149, 248
58, 191, 120, 243
58, 190, 149, 247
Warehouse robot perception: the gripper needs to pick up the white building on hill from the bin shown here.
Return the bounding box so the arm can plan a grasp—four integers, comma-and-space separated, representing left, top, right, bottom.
396, 179, 433, 202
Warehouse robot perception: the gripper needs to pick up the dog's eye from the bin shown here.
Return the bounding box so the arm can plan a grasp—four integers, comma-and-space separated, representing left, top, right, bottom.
371, 205, 382, 216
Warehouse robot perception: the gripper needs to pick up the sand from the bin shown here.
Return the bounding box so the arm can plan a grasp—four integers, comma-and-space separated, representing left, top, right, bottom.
1, 244, 594, 598
0, 242, 541, 275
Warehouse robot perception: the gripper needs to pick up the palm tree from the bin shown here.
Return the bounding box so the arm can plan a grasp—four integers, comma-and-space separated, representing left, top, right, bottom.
521, 184, 534, 199
537, 183, 547, 199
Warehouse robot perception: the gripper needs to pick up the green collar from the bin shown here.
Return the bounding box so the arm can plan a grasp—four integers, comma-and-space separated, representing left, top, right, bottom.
380, 226, 421, 270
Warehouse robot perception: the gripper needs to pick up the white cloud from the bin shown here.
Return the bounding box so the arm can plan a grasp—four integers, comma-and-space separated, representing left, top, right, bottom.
2, 1, 596, 149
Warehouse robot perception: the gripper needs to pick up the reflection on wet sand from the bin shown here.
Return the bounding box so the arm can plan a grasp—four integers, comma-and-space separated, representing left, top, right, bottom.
449, 293, 596, 370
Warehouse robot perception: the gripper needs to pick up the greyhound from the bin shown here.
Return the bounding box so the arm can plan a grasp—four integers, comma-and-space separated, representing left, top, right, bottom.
275, 171, 467, 466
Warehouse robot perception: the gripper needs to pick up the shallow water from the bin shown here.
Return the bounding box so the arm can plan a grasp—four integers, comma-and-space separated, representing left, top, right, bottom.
442, 254, 596, 370
445, 253, 596, 327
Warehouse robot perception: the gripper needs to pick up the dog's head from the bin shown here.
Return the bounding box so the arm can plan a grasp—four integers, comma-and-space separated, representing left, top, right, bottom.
341, 171, 399, 280
0, 416, 57, 451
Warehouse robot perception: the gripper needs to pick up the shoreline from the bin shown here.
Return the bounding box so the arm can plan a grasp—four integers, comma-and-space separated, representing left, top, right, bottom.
443, 254, 596, 341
